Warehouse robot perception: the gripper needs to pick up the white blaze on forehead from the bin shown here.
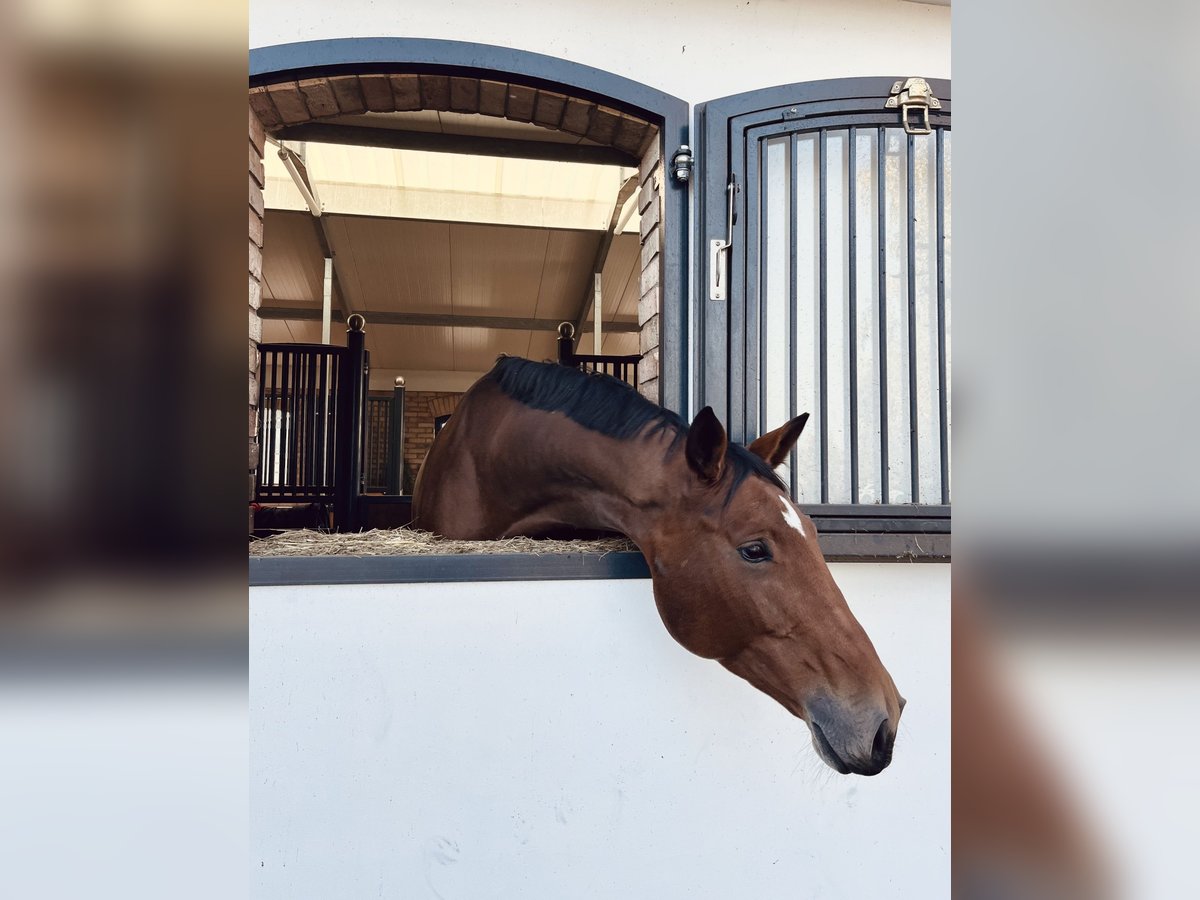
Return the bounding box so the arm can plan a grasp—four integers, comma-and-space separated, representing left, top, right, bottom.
779, 494, 806, 537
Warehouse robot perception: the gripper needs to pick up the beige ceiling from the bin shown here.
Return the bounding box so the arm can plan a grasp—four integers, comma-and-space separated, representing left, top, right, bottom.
261, 210, 641, 372
260, 138, 644, 379
263, 142, 641, 232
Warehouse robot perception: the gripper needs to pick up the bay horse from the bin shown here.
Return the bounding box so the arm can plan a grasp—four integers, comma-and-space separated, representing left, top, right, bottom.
413, 357, 904, 776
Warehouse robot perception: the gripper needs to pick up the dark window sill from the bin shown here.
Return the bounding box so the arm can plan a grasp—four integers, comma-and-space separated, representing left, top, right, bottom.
249, 533, 948, 586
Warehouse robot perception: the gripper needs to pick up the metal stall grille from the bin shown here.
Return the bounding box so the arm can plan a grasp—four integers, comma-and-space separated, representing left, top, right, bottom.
571, 354, 641, 386
362, 396, 392, 493
555, 322, 641, 386
256, 344, 343, 502
746, 123, 950, 511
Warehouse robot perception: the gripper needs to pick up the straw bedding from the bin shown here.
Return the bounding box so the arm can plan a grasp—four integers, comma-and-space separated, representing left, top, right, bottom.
250, 528, 638, 558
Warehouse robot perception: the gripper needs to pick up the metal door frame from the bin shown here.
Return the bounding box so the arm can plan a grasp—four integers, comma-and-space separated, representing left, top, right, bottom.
696, 78, 951, 555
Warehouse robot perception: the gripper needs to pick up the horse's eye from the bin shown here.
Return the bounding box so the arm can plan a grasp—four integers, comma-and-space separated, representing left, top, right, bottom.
738, 540, 771, 563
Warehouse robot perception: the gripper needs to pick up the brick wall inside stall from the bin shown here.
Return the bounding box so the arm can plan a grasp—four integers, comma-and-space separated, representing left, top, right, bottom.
401, 391, 464, 491
249, 108, 266, 530
636, 136, 663, 404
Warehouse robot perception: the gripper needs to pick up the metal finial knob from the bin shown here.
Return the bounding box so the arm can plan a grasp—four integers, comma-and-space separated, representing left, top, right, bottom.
558, 321, 575, 339
347, 314, 366, 332
394, 375, 406, 387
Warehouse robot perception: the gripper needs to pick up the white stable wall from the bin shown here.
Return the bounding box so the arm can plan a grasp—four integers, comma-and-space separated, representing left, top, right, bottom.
250, 0, 951, 105
250, 563, 949, 899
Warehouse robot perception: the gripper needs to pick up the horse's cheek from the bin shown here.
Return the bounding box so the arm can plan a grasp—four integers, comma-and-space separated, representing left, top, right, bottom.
648, 574, 730, 660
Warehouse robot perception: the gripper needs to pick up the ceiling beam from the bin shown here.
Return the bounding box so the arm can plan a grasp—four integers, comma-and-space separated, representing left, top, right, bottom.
259, 305, 639, 334
277, 141, 355, 314
274, 122, 640, 168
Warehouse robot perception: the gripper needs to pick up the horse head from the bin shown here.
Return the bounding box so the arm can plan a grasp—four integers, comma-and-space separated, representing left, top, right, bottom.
642, 408, 904, 776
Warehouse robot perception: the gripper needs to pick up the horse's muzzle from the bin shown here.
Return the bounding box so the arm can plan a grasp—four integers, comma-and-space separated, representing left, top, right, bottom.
807, 700, 898, 776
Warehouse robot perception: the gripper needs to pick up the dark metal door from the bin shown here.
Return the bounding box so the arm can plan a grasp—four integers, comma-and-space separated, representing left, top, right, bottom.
696, 78, 950, 529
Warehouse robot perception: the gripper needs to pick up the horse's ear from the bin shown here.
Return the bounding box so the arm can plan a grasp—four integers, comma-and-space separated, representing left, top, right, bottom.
686, 407, 728, 483
747, 413, 810, 468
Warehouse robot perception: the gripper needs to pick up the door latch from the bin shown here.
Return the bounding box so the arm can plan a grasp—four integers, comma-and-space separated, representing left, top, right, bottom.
709, 176, 738, 302
885, 77, 941, 135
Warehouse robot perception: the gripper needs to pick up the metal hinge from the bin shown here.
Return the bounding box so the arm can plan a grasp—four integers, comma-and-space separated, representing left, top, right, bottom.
885, 77, 941, 135
709, 176, 738, 301
670, 145, 694, 183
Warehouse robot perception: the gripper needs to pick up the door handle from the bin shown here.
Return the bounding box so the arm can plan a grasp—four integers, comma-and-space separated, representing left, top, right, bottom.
709, 177, 737, 301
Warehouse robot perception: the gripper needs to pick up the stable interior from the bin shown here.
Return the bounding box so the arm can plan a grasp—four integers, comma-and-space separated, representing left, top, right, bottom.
256, 101, 660, 497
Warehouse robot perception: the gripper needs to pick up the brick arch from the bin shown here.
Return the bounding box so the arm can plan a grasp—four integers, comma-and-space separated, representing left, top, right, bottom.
427, 394, 461, 419
248, 73, 656, 157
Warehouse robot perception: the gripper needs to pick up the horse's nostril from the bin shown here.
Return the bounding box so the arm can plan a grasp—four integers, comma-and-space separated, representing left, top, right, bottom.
872, 717, 891, 761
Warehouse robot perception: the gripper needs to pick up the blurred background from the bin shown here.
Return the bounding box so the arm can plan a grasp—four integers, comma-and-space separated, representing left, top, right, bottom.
0, 0, 1197, 897
0, 2, 248, 898
953, 1, 1200, 897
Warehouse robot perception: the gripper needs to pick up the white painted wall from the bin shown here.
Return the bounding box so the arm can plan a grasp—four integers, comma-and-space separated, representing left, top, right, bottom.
250, 563, 949, 898
250, 0, 951, 104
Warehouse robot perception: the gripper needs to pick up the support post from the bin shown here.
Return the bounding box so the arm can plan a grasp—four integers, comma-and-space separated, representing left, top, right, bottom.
321, 257, 333, 344
334, 314, 367, 531
593, 273, 603, 355
388, 375, 406, 495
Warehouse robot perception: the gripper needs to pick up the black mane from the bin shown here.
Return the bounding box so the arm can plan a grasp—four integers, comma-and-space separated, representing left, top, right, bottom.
484, 356, 785, 496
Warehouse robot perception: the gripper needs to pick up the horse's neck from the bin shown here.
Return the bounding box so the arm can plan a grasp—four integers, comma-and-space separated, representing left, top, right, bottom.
488, 416, 677, 544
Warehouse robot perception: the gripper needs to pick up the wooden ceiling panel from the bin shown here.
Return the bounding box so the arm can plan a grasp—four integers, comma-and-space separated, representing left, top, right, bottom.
449, 223, 549, 318
260, 318, 293, 343
453, 327, 534, 372
326, 216, 452, 314
281, 318, 325, 344
602, 232, 640, 323
532, 229, 601, 321
365, 324, 454, 371
262, 210, 325, 303
601, 331, 640, 357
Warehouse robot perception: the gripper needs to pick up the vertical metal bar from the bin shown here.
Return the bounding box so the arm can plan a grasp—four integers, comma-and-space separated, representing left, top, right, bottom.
388, 377, 405, 495
728, 146, 747, 444
878, 128, 888, 508
305, 348, 318, 489
818, 129, 829, 504
557, 324, 575, 367
315, 347, 328, 490
326, 353, 338, 495
787, 133, 799, 501
270, 350, 280, 492
263, 350, 274, 493
290, 350, 302, 491
296, 350, 307, 492
936, 127, 949, 504
255, 348, 266, 497
293, 350, 304, 492
757, 138, 767, 437
744, 138, 763, 445
758, 140, 768, 441
293, 350, 303, 491
847, 126, 860, 504
296, 350, 307, 494
279, 349, 292, 491
349, 326, 368, 529
906, 132, 920, 503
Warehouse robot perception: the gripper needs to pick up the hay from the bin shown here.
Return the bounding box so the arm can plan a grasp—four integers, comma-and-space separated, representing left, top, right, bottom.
249, 528, 638, 558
